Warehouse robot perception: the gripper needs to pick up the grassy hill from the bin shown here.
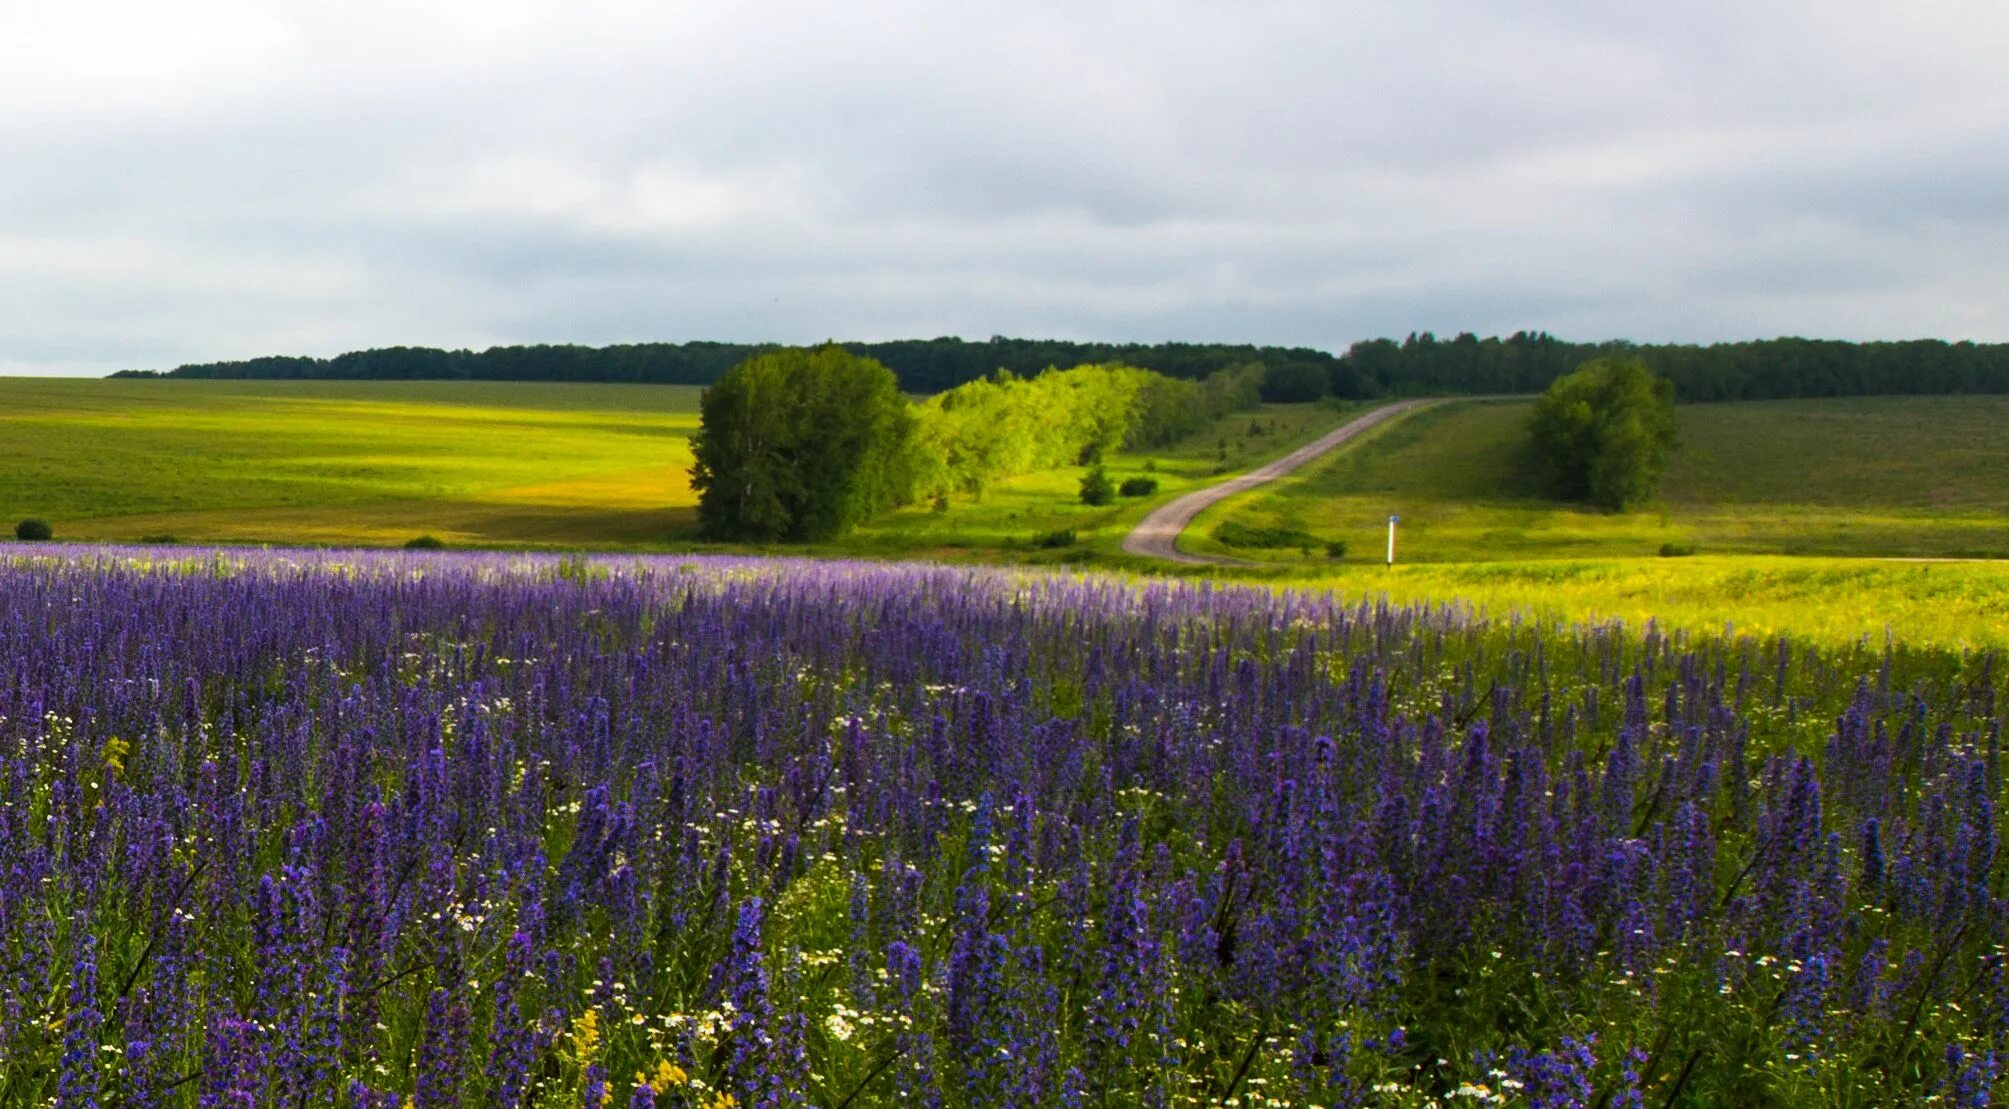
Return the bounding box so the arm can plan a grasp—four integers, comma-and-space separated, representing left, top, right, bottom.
1192, 395, 2009, 564
0, 379, 705, 547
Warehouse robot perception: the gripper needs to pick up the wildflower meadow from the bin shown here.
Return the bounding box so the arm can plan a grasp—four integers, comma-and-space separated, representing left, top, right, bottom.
1, 548, 2002, 1106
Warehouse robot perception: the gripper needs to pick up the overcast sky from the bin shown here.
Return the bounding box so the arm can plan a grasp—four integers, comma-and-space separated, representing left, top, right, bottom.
3, 0, 2006, 375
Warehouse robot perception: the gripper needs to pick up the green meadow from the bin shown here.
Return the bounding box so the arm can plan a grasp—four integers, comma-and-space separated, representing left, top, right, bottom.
1188, 395, 2009, 564
0, 379, 705, 547
1254, 555, 2009, 653
3, 378, 2006, 652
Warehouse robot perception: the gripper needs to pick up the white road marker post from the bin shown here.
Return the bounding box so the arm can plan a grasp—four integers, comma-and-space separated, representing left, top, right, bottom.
1386, 515, 1399, 567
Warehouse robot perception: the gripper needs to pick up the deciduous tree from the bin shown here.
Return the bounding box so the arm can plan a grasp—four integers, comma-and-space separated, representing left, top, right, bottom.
690, 346, 915, 541
1528, 358, 1677, 511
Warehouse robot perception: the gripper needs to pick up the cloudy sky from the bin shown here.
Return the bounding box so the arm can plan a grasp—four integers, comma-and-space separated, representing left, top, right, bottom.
3, 0, 2006, 374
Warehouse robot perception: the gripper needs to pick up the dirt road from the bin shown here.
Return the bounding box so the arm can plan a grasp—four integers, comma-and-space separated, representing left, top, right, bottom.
1120, 399, 1438, 565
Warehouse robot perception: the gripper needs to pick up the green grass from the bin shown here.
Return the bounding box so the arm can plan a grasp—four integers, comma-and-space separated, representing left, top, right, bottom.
0, 378, 705, 547
1193, 395, 2009, 565
1267, 555, 2009, 652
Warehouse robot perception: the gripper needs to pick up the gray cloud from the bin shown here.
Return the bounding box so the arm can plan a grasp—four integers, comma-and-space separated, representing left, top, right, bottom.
2, 0, 2006, 375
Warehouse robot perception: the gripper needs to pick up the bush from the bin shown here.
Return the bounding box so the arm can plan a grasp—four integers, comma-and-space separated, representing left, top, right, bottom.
1032, 528, 1077, 549
14, 519, 51, 542
1079, 466, 1115, 506
139, 534, 180, 545
1325, 540, 1349, 559
1659, 542, 1696, 557
404, 535, 446, 550
1118, 476, 1158, 497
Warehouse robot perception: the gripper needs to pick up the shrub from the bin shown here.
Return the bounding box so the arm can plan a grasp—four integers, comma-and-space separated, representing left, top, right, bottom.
1325, 540, 1349, 559
404, 535, 446, 550
1079, 466, 1114, 506
1118, 476, 1158, 497
1659, 542, 1696, 557
139, 534, 180, 545
14, 519, 52, 542
1032, 528, 1077, 549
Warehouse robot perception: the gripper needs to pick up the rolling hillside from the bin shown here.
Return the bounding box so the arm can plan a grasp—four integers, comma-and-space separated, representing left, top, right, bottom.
1194, 395, 2009, 563
0, 379, 706, 547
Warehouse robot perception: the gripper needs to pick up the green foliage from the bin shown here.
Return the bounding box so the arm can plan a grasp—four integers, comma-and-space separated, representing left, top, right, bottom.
1324, 539, 1348, 559
1337, 330, 2009, 401
911, 366, 1129, 500
690, 346, 916, 542
1528, 359, 1678, 511
1078, 465, 1114, 506
14, 518, 52, 541
1118, 476, 1158, 497
123, 331, 2009, 404
1032, 528, 1077, 548
1257, 360, 1330, 402
1123, 362, 1267, 449
404, 535, 445, 550
1659, 542, 1695, 557
137, 337, 1343, 395
911, 362, 1257, 502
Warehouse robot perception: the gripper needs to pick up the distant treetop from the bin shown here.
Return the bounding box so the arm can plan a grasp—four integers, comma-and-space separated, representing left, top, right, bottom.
109, 332, 2009, 402
112, 338, 1336, 397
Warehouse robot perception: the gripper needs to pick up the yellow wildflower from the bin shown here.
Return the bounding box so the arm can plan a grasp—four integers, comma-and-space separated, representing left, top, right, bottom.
569, 1008, 602, 1067
643, 1060, 690, 1092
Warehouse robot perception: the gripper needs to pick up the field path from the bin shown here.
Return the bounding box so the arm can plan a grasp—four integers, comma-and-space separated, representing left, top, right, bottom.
1122, 399, 1439, 564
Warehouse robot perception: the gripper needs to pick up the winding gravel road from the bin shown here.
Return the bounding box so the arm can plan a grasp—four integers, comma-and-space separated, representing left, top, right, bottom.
1120, 399, 1439, 565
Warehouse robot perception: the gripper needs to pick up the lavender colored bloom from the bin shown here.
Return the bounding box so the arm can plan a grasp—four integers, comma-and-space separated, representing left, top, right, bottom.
1509, 1035, 1597, 1109
0, 546, 2004, 1104
719, 898, 780, 1107
57, 928, 101, 1109
415, 986, 471, 1107
200, 1016, 262, 1109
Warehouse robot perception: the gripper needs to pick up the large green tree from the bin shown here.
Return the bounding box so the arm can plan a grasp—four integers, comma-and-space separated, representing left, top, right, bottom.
1527, 357, 1678, 511
689, 346, 916, 541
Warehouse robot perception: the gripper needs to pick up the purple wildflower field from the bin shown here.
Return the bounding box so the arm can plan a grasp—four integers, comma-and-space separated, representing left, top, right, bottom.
1, 547, 2003, 1106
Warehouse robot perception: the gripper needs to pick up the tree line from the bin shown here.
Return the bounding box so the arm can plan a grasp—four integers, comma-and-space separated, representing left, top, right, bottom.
1338, 331, 2009, 401
111, 332, 2009, 402
111, 338, 1334, 396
